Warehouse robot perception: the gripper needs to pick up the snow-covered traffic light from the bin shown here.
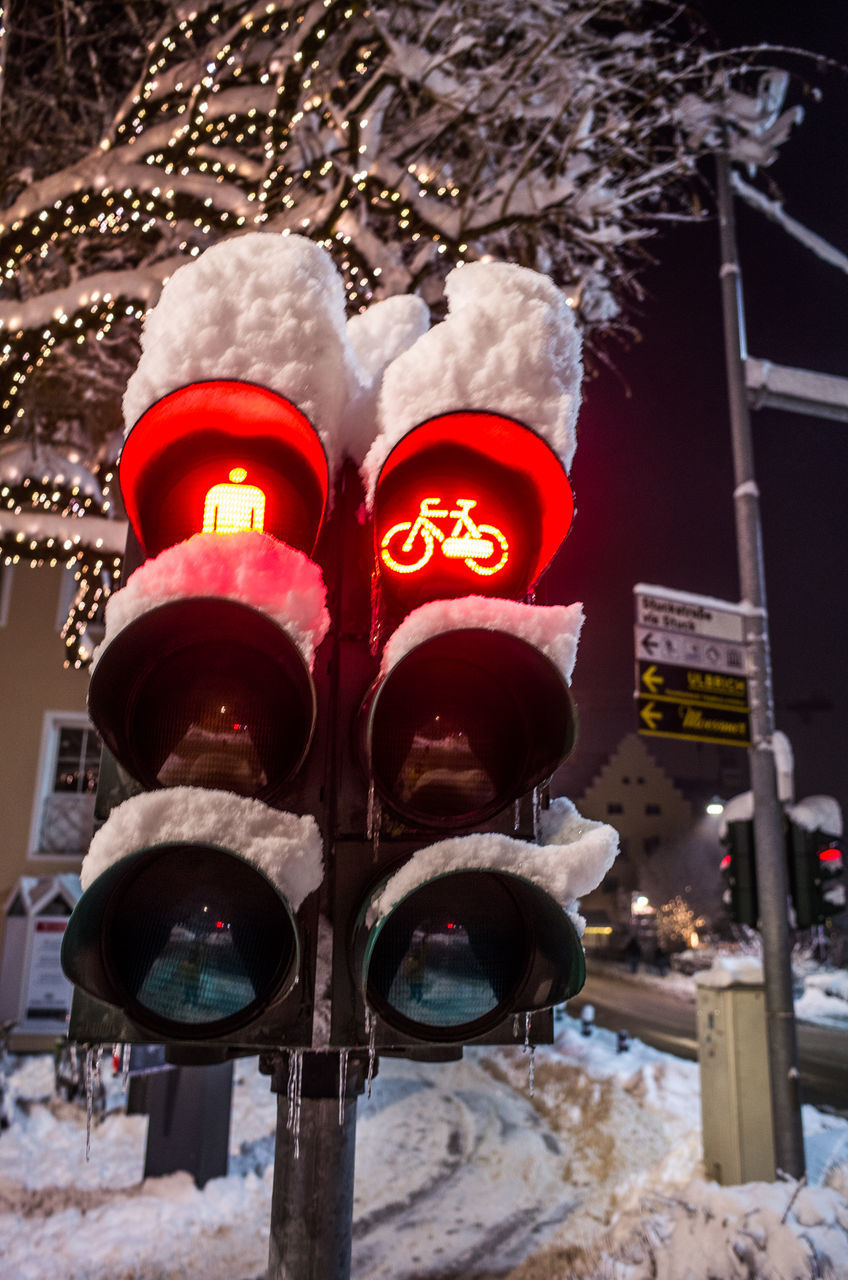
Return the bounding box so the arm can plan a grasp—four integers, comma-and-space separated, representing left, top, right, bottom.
61, 236, 353, 1049
786, 824, 845, 930
720, 819, 759, 928
62, 237, 619, 1058
333, 262, 619, 1050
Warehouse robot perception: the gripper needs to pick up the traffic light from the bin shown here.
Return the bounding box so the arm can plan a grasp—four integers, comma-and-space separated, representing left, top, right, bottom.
720, 819, 759, 927
786, 823, 845, 929
61, 238, 619, 1059
61, 452, 331, 1048
328, 392, 615, 1052
60, 235, 349, 1051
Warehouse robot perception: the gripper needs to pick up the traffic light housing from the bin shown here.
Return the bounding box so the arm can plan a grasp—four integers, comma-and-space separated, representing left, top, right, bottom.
61, 791, 322, 1044
61, 238, 619, 1059
329, 387, 614, 1053
720, 819, 759, 928
786, 824, 845, 929
61, 237, 346, 1052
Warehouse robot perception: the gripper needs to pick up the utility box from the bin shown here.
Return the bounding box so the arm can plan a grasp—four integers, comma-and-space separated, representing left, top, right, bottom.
0, 876, 81, 1051
695, 959, 775, 1184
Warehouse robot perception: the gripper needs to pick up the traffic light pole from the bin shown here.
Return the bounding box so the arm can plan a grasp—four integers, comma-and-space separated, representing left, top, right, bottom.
265, 1051, 368, 1280
716, 150, 805, 1180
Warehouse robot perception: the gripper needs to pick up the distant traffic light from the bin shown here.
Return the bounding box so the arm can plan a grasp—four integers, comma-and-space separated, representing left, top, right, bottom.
786, 824, 845, 929
720, 819, 758, 927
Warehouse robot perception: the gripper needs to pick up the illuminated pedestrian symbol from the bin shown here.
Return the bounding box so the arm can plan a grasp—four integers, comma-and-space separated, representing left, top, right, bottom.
203, 467, 266, 534
381, 497, 509, 577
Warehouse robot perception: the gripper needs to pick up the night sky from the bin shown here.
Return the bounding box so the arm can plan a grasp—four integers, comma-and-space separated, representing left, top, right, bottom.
553, 0, 848, 819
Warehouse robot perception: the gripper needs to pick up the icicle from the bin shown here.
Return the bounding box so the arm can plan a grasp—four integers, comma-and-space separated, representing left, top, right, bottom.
523, 1013, 535, 1097
365, 1008, 377, 1099
532, 786, 542, 842
513, 798, 521, 832
338, 1048, 349, 1125
286, 1050, 303, 1160
121, 1043, 131, 1093
368, 783, 382, 860
366, 776, 375, 839
366, 775, 379, 846
84, 1047, 95, 1161
512, 1012, 521, 1038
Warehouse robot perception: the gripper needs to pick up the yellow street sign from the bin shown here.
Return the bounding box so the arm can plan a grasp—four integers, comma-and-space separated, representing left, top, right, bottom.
639, 701, 663, 732
640, 664, 664, 695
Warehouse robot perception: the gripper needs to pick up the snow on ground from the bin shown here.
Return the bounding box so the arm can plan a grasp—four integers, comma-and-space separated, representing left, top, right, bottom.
0, 994, 846, 1280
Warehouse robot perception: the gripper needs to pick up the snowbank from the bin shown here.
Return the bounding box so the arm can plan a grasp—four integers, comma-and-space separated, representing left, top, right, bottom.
1, 1015, 846, 1279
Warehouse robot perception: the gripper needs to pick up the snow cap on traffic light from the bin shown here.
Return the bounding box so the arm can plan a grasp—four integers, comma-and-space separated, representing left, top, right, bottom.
80, 787, 324, 910
122, 233, 364, 473
92, 530, 330, 671
365, 796, 618, 931
361, 260, 583, 504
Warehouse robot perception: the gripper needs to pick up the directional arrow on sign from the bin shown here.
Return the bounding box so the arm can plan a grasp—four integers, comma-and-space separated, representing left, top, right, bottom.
641, 664, 664, 695
640, 632, 659, 656
639, 701, 663, 731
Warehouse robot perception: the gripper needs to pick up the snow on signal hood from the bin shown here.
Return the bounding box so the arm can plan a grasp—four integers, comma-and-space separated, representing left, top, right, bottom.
379, 595, 584, 684
366, 797, 619, 931
80, 786, 323, 911
91, 530, 330, 671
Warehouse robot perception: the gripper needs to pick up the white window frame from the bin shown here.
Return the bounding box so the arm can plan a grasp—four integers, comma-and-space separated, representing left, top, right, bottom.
28, 711, 100, 859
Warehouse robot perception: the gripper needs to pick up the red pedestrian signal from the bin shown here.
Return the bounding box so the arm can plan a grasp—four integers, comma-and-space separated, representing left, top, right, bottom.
119, 380, 329, 559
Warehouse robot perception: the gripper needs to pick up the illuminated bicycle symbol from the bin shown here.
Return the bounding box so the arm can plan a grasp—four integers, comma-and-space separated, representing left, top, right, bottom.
381, 497, 509, 577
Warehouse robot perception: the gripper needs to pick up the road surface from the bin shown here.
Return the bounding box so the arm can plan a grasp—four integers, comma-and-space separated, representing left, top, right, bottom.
569, 966, 848, 1116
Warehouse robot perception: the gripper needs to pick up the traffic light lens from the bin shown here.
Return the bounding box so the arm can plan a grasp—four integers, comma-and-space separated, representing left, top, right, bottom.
367, 630, 576, 829
120, 381, 329, 557
141, 641, 299, 794
89, 598, 316, 802
366, 872, 529, 1037
103, 844, 297, 1035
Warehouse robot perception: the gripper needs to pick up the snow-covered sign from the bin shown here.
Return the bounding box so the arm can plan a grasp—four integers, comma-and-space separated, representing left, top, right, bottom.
633, 584, 752, 746
634, 583, 748, 644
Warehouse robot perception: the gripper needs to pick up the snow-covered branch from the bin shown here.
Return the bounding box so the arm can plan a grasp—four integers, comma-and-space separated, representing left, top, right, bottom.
732, 172, 848, 279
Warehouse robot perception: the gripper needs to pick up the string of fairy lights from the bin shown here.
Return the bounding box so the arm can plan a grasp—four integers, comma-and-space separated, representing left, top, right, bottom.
0, 0, 471, 667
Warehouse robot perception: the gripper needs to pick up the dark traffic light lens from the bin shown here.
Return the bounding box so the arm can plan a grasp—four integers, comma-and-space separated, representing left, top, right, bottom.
103, 844, 297, 1036
365, 872, 530, 1038
89, 598, 316, 803
366, 629, 576, 829
138, 639, 304, 794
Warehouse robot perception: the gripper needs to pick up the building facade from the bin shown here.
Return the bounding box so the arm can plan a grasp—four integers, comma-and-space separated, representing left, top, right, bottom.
0, 565, 96, 1046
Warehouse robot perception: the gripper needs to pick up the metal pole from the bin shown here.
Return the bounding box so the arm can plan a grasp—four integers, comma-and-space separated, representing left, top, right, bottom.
715, 150, 805, 1179
266, 1051, 368, 1280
